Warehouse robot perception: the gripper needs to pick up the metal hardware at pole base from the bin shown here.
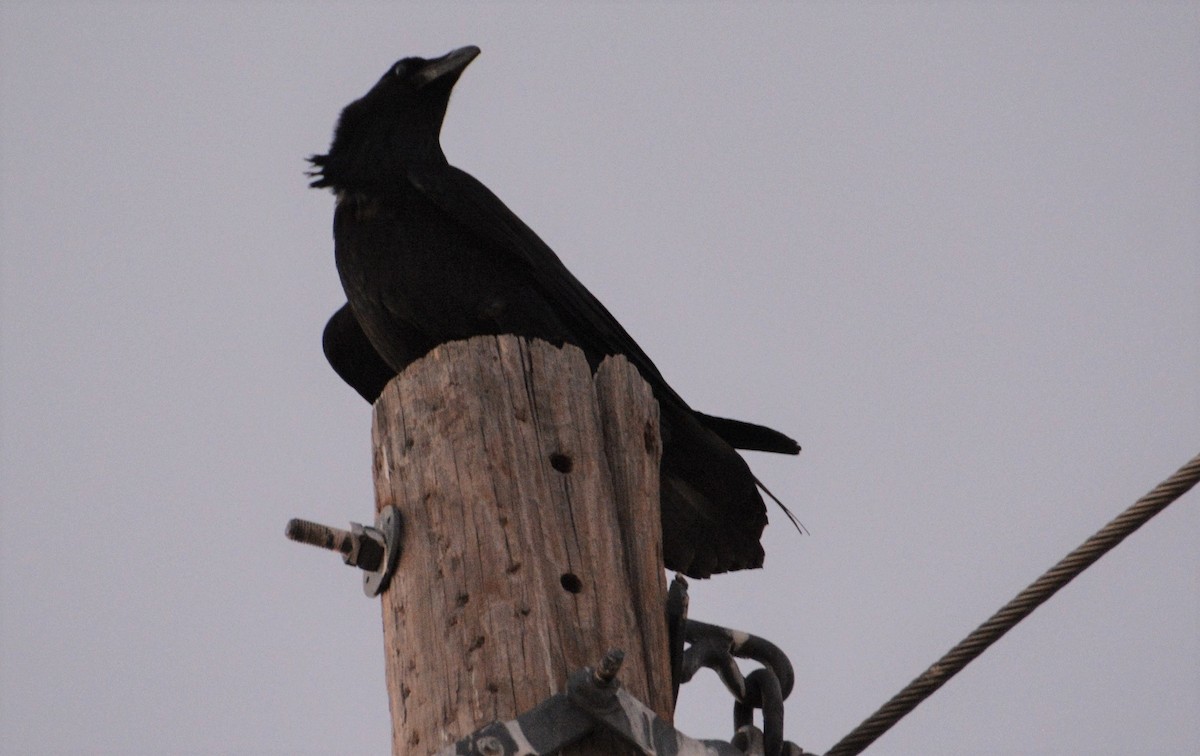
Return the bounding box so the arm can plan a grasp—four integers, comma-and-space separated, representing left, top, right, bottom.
434, 650, 812, 756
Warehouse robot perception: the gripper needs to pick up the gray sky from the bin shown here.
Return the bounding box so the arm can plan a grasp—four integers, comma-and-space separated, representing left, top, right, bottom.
2, 3, 1197, 754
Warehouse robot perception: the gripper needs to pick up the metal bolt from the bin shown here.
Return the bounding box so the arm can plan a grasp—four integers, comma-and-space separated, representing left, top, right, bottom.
476, 735, 503, 755
594, 648, 625, 686
285, 518, 383, 571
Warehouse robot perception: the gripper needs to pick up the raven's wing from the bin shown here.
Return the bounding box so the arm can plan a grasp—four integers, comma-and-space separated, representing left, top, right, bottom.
407, 164, 682, 398
407, 165, 800, 455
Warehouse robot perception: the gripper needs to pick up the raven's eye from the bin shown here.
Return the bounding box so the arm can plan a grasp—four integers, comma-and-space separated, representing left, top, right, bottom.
392, 62, 407, 77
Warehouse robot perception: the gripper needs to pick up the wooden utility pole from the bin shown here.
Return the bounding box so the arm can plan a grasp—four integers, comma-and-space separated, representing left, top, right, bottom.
371, 335, 673, 754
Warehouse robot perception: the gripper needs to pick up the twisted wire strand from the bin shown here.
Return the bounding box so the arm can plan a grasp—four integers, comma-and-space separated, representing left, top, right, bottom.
824, 451, 1200, 756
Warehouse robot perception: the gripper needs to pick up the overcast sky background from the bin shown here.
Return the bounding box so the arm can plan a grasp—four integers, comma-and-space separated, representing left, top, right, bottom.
2, 3, 1197, 755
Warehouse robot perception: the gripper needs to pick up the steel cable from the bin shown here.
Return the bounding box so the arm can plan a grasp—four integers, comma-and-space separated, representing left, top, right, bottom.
824, 451, 1200, 756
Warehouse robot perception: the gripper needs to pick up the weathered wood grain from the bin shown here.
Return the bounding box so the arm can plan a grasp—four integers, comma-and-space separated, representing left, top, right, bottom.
372, 335, 671, 754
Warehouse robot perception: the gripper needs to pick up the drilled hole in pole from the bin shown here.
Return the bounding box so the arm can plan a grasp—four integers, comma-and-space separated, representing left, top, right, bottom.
549, 452, 573, 473
560, 572, 583, 593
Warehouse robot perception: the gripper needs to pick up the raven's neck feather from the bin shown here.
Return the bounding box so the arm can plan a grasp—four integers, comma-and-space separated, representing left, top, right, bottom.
308, 140, 445, 194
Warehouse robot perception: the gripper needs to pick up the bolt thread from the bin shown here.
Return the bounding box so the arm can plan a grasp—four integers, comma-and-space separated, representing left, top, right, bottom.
285, 518, 355, 556
595, 649, 625, 685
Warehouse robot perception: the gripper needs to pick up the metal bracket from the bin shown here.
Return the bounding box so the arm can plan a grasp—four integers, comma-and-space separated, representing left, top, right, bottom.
434, 649, 810, 756
284, 505, 404, 597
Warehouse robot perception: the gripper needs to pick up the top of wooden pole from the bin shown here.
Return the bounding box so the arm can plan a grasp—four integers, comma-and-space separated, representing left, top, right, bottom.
371, 335, 672, 754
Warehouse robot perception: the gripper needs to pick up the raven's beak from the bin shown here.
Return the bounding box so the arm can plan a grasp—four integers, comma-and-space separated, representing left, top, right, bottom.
414, 46, 481, 88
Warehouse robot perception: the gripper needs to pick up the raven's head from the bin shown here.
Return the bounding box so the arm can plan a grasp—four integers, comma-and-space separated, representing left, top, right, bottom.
309, 45, 480, 192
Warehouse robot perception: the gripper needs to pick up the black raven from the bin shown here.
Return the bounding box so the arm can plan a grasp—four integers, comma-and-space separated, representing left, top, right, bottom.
311, 46, 800, 577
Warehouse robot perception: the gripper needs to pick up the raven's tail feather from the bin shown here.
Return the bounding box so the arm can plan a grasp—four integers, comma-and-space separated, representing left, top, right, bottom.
696, 412, 801, 455
755, 476, 808, 536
